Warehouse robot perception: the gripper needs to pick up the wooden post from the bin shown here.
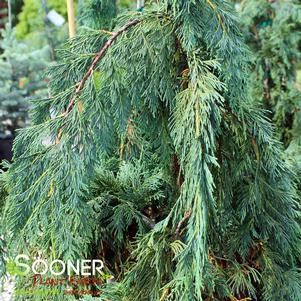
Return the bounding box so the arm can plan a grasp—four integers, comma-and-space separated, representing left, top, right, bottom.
66, 0, 76, 38
7, 0, 12, 28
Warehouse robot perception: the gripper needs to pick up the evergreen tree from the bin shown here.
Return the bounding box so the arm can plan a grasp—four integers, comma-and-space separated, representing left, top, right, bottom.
0, 25, 49, 137
78, 0, 136, 30
78, 0, 117, 29
2, 1, 301, 300
238, 0, 301, 147
237, 0, 301, 191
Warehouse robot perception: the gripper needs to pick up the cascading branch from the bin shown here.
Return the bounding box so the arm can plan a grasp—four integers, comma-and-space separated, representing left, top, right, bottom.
238, 0, 301, 146
2, 0, 301, 300
238, 0, 301, 189
78, 0, 117, 29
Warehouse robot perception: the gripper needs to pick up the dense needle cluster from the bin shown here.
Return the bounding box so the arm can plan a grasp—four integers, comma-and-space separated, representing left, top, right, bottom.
78, 0, 117, 29
239, 0, 301, 146
1, 0, 300, 300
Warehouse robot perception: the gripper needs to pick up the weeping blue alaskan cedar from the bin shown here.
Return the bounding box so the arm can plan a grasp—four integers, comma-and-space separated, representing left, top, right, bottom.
1, 0, 300, 300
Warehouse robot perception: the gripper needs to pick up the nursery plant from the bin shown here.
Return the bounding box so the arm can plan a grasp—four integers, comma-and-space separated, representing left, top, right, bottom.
0, 25, 49, 137
2, 0, 301, 300
78, 0, 117, 29
15, 0, 71, 39
238, 0, 301, 147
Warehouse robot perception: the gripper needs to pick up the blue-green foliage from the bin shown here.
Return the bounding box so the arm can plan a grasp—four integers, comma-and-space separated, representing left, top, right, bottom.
78, 0, 117, 29
239, 0, 301, 146
0, 25, 49, 136
2, 0, 301, 300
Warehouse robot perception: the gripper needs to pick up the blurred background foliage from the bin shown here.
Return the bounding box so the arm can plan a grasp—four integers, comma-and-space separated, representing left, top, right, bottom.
16, 0, 134, 39
15, 0, 71, 39
0, 25, 49, 137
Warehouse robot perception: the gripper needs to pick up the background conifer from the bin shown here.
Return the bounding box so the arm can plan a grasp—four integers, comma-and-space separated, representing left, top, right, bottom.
238, 0, 301, 146
0, 25, 49, 137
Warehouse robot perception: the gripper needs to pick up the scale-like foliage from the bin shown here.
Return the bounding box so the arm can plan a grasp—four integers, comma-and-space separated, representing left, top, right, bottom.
2, 0, 301, 300
238, 0, 301, 146
78, 0, 117, 29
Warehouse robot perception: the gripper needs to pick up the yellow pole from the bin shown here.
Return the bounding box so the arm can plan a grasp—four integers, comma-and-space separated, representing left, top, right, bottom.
66, 0, 76, 38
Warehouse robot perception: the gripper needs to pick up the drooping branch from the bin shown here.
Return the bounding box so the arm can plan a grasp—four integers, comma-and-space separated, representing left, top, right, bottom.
224, 104, 261, 161
63, 19, 141, 117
